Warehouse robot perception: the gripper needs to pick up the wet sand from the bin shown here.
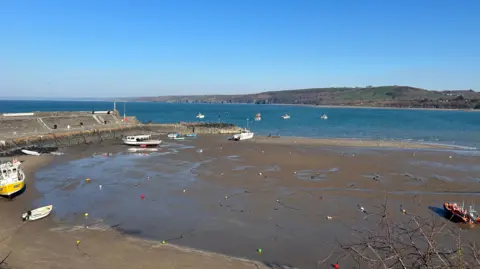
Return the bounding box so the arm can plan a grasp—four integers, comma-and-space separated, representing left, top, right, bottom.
250, 136, 463, 149
1, 135, 480, 269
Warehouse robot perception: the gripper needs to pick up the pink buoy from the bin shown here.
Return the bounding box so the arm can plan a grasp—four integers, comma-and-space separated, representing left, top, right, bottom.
141, 194, 145, 200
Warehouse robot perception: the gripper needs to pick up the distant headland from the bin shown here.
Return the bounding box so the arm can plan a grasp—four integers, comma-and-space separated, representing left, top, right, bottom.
132, 86, 480, 110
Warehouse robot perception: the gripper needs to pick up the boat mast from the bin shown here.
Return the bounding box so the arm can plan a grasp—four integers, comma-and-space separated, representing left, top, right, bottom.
123, 101, 126, 120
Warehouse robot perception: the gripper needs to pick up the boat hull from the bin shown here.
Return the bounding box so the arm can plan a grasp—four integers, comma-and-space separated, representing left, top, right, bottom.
443, 203, 471, 223
0, 180, 25, 197
21, 149, 41, 156
123, 140, 162, 146
233, 133, 254, 141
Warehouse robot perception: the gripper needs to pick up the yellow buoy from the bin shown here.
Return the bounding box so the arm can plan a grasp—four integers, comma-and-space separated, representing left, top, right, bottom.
85, 178, 91, 183
76, 240, 81, 245
162, 240, 166, 244
84, 213, 89, 218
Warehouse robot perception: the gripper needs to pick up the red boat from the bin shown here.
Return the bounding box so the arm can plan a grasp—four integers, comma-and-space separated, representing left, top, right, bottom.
444, 202, 480, 224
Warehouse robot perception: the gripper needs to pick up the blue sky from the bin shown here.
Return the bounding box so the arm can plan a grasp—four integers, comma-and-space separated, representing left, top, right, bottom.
1, 0, 479, 97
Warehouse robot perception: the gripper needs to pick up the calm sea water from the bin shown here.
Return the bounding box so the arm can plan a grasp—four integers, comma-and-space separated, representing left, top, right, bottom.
1, 100, 479, 148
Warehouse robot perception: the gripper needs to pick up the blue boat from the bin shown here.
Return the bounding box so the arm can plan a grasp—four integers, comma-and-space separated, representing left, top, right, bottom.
184, 133, 197, 137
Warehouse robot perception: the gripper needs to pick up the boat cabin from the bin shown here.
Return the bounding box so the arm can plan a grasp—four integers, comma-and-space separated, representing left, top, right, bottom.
0, 163, 19, 181
124, 135, 152, 142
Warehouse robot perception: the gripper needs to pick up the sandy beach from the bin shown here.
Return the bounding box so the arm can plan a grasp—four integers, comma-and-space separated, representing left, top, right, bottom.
1, 135, 480, 269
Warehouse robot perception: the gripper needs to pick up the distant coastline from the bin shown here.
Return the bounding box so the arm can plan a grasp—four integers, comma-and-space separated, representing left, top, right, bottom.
132, 85, 480, 111
279, 103, 480, 112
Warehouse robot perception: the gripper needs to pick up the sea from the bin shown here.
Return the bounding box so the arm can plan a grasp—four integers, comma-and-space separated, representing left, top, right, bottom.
1, 100, 479, 149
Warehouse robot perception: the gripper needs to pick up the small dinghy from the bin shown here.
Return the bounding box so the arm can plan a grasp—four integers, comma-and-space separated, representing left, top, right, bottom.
167, 133, 180, 139
173, 136, 185, 140
22, 205, 53, 221
21, 149, 41, 156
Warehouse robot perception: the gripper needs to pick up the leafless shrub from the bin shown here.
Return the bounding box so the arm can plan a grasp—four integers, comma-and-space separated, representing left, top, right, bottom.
320, 198, 480, 269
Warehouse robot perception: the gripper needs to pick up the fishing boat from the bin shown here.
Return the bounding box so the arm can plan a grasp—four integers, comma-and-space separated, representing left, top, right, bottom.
196, 113, 205, 119
232, 119, 254, 141
281, 114, 290, 119
167, 133, 180, 139
444, 202, 480, 224
0, 159, 26, 198
254, 113, 261, 121
321, 114, 328, 120
22, 205, 53, 221
122, 135, 162, 146
232, 129, 254, 141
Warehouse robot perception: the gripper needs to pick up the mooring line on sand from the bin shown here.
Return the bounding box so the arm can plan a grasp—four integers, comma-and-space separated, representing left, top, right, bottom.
163, 228, 196, 243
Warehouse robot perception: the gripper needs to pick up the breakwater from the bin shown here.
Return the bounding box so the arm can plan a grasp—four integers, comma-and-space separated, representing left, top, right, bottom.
0, 111, 242, 156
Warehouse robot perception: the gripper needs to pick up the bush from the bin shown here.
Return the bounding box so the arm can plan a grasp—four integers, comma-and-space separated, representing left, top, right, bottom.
319, 200, 480, 268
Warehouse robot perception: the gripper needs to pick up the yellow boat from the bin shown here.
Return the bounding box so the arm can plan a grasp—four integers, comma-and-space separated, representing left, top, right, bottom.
0, 159, 25, 198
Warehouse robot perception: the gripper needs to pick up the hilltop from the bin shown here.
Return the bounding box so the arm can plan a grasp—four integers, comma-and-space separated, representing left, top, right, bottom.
134, 86, 480, 109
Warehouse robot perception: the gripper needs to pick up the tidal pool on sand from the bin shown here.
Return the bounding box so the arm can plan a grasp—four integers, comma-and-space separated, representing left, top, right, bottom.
35, 151, 358, 269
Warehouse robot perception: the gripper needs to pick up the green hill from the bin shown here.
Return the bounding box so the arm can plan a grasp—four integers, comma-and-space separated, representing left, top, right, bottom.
135, 86, 480, 109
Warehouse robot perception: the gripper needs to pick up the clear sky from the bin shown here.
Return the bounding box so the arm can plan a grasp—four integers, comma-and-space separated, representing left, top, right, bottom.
1, 0, 479, 98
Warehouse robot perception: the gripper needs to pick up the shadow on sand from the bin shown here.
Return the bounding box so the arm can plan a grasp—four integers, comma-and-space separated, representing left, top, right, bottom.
262, 262, 296, 269
428, 206, 446, 219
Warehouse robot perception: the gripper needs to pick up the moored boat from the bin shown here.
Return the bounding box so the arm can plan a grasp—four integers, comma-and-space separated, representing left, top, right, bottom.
281, 114, 290, 119
22, 205, 53, 221
0, 159, 26, 198
232, 129, 254, 141
254, 113, 261, 121
196, 113, 205, 119
321, 114, 328, 120
444, 202, 480, 224
122, 135, 162, 146
21, 149, 41, 156
184, 133, 197, 137
128, 148, 159, 152
167, 133, 180, 139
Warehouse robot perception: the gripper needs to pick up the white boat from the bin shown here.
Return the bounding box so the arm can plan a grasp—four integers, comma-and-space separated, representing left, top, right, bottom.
122, 135, 162, 146
21, 149, 41, 156
167, 133, 180, 139
196, 113, 205, 119
22, 205, 53, 221
281, 114, 290, 119
233, 129, 254, 141
174, 136, 185, 140
321, 114, 328, 120
50, 152, 64, 156
254, 113, 261, 121
128, 148, 159, 152
0, 159, 25, 198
